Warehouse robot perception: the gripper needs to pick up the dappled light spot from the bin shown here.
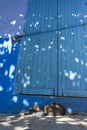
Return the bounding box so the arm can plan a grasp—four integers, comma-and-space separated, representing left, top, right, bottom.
23, 99, 29, 107
28, 38, 31, 42
8, 34, 11, 38
14, 126, 29, 130
27, 66, 30, 70
32, 13, 35, 16
50, 41, 54, 45
18, 26, 21, 29
75, 57, 79, 63
23, 48, 26, 51
23, 41, 27, 45
10, 20, 16, 25
23, 83, 27, 88
80, 19, 83, 23
78, 74, 81, 79
64, 71, 69, 77
26, 80, 30, 85
58, 31, 61, 34
29, 24, 33, 27
62, 48, 66, 52
9, 65, 15, 79
19, 14, 24, 17
71, 32, 74, 35
69, 71, 77, 80
35, 44, 39, 48
0, 86, 3, 92
16, 32, 20, 35
7, 86, 12, 92
36, 21, 39, 25
36, 48, 39, 52
4, 70, 8, 76
58, 14, 63, 18
85, 78, 87, 82
26, 76, 30, 80
12, 96, 18, 103
48, 24, 51, 28
17, 69, 21, 74
71, 49, 74, 53
84, 15, 87, 18
34, 101, 38, 106
48, 46, 52, 49
60, 36, 65, 40
22, 73, 31, 88
0, 63, 3, 67
60, 45, 63, 49
3, 38, 12, 54
85, 63, 87, 67
1, 0, 87, 114
67, 108, 72, 114
42, 48, 45, 51
81, 60, 84, 65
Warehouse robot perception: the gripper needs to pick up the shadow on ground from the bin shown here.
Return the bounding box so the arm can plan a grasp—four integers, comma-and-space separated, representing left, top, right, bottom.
0, 114, 87, 130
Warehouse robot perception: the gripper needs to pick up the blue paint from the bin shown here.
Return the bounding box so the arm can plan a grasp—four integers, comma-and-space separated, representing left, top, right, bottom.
15, 0, 87, 98
15, 32, 58, 96
0, 37, 87, 114
24, 0, 57, 34
0, 0, 27, 37
58, 25, 87, 97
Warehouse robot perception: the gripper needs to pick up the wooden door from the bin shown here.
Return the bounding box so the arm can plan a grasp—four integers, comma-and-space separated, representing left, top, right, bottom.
15, 32, 58, 96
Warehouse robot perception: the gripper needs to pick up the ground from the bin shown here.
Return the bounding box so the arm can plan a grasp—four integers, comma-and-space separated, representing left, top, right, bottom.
0, 113, 87, 130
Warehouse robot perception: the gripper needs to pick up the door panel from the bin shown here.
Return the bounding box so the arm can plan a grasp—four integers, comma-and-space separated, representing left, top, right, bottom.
15, 0, 87, 97
15, 31, 57, 96
58, 25, 87, 97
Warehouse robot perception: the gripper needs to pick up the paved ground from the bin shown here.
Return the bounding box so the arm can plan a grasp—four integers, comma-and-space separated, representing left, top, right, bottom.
0, 113, 87, 130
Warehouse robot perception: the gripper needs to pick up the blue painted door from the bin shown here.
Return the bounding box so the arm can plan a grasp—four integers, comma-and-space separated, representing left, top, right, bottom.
15, 32, 57, 95
57, 0, 87, 97
15, 0, 87, 97
58, 25, 87, 97
15, 0, 58, 96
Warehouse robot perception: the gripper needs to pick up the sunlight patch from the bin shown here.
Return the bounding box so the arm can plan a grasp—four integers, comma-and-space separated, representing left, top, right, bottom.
9, 65, 15, 79
75, 57, 79, 63
23, 99, 29, 106
10, 20, 16, 25
0, 86, 3, 92
69, 71, 77, 80
67, 108, 72, 114
12, 96, 18, 103
60, 36, 65, 40
3, 38, 12, 54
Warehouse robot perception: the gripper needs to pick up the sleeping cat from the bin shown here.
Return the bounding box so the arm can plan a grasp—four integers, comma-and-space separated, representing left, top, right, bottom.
28, 102, 66, 116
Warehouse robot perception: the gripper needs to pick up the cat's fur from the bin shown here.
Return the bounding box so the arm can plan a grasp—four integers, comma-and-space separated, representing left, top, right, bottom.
28, 102, 66, 116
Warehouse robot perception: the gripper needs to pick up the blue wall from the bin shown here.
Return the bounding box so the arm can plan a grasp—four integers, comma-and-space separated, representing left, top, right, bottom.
0, 38, 87, 114
0, 0, 28, 37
